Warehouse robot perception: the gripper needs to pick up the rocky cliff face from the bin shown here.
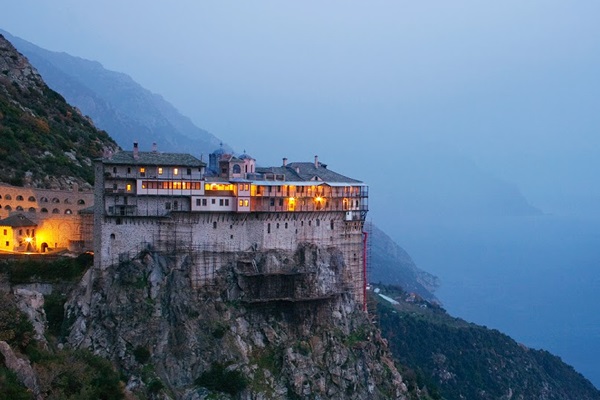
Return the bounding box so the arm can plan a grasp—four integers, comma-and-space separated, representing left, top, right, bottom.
66, 243, 417, 399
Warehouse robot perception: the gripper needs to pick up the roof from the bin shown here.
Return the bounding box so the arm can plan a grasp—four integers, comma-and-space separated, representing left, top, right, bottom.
0, 214, 37, 227
258, 162, 363, 184
103, 151, 206, 167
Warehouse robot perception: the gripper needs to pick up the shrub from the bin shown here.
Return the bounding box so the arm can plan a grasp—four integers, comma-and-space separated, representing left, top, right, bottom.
195, 363, 247, 396
133, 346, 151, 364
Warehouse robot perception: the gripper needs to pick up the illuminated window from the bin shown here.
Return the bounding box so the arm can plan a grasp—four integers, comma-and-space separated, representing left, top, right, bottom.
140, 167, 146, 176
174, 168, 179, 175
158, 167, 163, 175
126, 184, 132, 192
244, 200, 249, 207
239, 200, 243, 206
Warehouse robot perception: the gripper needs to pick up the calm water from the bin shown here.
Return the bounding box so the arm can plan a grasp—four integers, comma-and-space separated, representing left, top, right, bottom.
394, 214, 600, 388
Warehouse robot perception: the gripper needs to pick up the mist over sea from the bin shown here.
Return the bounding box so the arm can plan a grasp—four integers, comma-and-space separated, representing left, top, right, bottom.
391, 213, 600, 388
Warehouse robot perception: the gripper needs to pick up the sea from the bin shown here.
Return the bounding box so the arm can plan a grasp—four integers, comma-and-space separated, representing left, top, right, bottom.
392, 213, 600, 388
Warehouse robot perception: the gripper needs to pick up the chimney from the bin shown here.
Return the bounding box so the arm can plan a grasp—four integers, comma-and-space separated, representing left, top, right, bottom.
282, 157, 288, 167
152, 142, 158, 153
133, 142, 139, 160
314, 155, 319, 168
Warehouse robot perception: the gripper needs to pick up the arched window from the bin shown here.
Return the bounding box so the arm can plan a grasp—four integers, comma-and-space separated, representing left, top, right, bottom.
52, 198, 60, 203
5, 195, 11, 200
16, 195, 23, 201
41, 208, 48, 213
110, 234, 116, 240
5, 205, 11, 211
16, 206, 23, 211
40, 197, 48, 203
28, 196, 36, 202
52, 208, 60, 214
77, 199, 86, 205
28, 207, 36, 213
232, 164, 241, 174
64, 209, 72, 215
64, 198, 71, 204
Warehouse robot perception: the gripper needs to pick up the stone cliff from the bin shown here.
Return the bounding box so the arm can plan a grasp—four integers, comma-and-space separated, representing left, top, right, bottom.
66, 243, 418, 399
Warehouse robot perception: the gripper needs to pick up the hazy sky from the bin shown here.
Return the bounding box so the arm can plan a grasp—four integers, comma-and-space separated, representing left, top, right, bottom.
2, 1, 600, 219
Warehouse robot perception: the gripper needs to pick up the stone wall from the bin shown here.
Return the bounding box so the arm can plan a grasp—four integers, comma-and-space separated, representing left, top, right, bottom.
96, 211, 366, 304
0, 183, 93, 219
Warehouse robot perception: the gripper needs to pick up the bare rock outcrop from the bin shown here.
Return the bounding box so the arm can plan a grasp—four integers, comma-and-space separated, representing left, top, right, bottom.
0, 341, 42, 399
66, 243, 414, 399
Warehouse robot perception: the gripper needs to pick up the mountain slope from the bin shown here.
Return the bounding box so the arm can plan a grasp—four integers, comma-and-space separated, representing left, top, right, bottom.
374, 285, 600, 400
0, 34, 117, 188
1, 29, 226, 157
368, 222, 439, 302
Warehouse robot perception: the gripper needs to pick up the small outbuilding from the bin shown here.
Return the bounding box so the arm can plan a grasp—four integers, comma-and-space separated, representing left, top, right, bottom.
0, 213, 38, 252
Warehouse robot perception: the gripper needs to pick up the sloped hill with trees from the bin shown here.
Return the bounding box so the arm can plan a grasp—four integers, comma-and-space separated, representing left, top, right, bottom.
374, 285, 600, 400
0, 34, 117, 189
2, 29, 226, 158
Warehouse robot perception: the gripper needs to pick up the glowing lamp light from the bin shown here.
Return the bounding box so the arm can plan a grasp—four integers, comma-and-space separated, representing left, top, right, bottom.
25, 237, 33, 243
315, 196, 323, 202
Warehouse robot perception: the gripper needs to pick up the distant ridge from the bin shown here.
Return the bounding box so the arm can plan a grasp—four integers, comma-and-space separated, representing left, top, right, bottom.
1, 29, 227, 158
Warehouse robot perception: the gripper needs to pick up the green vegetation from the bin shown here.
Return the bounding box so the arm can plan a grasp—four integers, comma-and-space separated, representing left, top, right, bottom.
133, 346, 151, 364
375, 285, 600, 400
0, 46, 117, 187
0, 252, 91, 284
195, 363, 248, 396
0, 291, 124, 399
0, 362, 32, 400
0, 292, 34, 351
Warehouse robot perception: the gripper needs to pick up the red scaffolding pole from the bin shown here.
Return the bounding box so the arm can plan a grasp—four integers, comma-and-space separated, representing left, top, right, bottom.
362, 230, 368, 312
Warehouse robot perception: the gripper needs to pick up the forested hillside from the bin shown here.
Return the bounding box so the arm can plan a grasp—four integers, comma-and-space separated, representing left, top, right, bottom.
0, 34, 117, 189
